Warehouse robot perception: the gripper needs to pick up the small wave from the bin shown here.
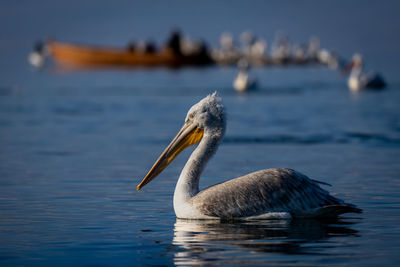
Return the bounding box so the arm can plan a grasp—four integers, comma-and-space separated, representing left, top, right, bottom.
51, 102, 105, 116
344, 132, 400, 144
224, 134, 338, 145
223, 133, 400, 145
36, 150, 76, 156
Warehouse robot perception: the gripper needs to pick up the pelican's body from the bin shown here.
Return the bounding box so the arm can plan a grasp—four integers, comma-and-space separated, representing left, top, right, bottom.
28, 51, 45, 68
233, 59, 257, 92
137, 93, 361, 220
233, 70, 257, 92
347, 54, 386, 91
348, 69, 386, 91
28, 41, 47, 68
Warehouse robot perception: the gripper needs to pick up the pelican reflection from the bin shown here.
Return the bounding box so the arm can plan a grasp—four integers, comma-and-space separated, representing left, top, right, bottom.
173, 218, 359, 265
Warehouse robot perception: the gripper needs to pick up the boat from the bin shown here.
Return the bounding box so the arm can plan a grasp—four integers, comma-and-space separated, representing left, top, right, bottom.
46, 40, 213, 69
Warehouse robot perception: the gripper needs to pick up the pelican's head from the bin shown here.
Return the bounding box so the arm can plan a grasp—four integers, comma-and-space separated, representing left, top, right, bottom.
185, 92, 226, 133
137, 92, 225, 191
350, 53, 363, 69
343, 53, 364, 74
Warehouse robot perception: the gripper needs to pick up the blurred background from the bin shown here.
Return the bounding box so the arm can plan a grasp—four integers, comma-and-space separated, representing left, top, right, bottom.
1, 0, 400, 266
2, 0, 400, 88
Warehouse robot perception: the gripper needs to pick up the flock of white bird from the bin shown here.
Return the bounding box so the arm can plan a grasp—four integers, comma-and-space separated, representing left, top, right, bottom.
28, 31, 387, 93
212, 32, 386, 92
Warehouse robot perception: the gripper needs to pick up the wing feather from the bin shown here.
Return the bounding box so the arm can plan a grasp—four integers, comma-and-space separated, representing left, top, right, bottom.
190, 168, 357, 218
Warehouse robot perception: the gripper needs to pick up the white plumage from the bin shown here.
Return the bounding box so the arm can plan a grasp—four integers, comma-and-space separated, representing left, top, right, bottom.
233, 70, 257, 92
347, 54, 386, 91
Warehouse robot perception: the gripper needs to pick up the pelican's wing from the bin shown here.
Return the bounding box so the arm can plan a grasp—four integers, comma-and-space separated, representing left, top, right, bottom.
190, 168, 360, 219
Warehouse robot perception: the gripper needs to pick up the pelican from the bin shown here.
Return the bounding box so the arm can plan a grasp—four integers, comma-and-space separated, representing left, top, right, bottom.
233, 59, 257, 92
271, 32, 291, 64
317, 49, 342, 70
137, 93, 361, 220
233, 69, 257, 92
347, 54, 386, 91
28, 41, 46, 68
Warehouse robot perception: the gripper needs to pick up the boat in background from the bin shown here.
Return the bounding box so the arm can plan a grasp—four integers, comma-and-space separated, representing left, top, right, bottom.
46, 40, 213, 69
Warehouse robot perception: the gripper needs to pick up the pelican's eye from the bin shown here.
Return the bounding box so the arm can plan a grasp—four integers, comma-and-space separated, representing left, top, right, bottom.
187, 113, 195, 121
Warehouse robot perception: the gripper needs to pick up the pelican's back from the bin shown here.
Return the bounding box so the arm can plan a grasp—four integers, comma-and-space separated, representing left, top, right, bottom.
190, 168, 361, 219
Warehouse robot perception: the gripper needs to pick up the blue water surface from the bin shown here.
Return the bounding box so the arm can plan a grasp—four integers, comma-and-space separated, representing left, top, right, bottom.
1, 1, 400, 266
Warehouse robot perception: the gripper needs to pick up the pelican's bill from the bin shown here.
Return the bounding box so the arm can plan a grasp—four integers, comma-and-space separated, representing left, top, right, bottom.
137, 121, 204, 191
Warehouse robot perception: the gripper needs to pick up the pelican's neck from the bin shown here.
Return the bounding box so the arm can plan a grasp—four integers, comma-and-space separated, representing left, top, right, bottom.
350, 65, 363, 78
173, 130, 222, 207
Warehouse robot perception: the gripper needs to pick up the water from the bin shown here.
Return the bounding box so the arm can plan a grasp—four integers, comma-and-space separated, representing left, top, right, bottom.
1, 1, 400, 266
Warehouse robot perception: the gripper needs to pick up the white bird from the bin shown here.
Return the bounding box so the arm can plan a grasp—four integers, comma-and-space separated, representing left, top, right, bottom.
271, 33, 291, 64
233, 69, 257, 92
137, 93, 361, 220
28, 52, 45, 68
28, 41, 47, 68
317, 49, 341, 70
306, 37, 321, 61
233, 59, 257, 92
347, 54, 386, 91
211, 33, 240, 66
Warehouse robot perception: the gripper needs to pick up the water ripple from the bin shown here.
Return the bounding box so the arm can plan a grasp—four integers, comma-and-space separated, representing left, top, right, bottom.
172, 218, 360, 265
223, 133, 400, 145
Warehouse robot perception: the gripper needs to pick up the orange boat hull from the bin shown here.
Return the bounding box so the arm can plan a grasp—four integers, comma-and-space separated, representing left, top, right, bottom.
48, 41, 212, 68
